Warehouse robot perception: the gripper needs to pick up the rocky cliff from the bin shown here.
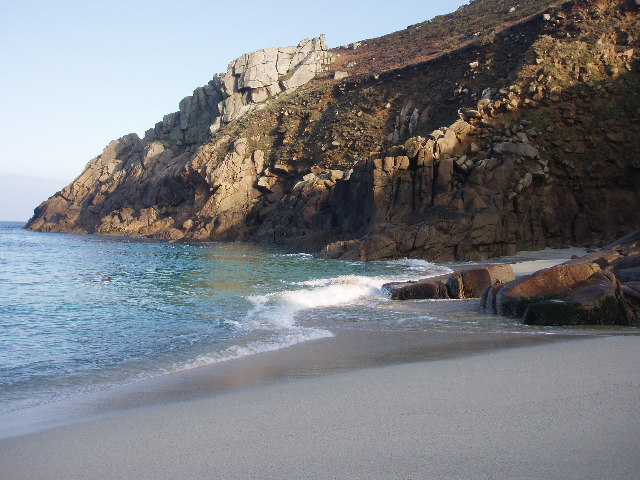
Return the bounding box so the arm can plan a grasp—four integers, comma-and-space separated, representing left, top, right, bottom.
26, 0, 640, 262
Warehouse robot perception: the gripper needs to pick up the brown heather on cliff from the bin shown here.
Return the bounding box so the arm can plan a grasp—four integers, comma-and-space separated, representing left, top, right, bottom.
26, 0, 640, 262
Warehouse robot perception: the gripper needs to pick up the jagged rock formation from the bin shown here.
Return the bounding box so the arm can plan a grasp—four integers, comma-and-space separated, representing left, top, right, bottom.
27, 0, 640, 263
26, 36, 334, 238
216, 37, 333, 128
142, 35, 333, 145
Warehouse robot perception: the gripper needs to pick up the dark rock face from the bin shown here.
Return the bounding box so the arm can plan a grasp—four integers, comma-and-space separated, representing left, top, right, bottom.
481, 230, 640, 326
385, 277, 451, 301
25, 0, 640, 265
385, 264, 514, 301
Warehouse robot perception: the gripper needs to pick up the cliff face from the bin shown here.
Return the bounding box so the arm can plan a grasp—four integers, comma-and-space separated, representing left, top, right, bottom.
26, 0, 640, 261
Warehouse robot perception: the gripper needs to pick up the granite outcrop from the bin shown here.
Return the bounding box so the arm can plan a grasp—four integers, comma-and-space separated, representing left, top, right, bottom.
25, 0, 640, 267
143, 36, 333, 145
481, 229, 640, 326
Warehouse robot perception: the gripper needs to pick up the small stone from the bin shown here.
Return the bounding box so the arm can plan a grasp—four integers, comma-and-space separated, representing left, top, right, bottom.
606, 133, 625, 143
460, 108, 482, 119
404, 137, 426, 160
493, 142, 539, 158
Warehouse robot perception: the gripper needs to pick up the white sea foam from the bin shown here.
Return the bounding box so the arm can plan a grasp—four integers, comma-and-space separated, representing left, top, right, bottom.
295, 274, 394, 289
248, 275, 393, 329
384, 258, 453, 275
251, 259, 453, 331
279, 252, 314, 259
169, 328, 333, 373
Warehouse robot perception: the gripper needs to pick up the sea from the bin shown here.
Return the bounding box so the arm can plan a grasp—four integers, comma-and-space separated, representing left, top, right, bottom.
0, 220, 612, 415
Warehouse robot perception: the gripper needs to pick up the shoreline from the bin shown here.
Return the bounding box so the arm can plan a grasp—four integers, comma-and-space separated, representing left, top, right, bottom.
2, 247, 639, 478
1, 335, 639, 479
0, 247, 628, 441
0, 326, 591, 441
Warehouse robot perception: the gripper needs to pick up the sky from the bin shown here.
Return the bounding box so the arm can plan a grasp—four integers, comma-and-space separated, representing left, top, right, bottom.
0, 0, 467, 221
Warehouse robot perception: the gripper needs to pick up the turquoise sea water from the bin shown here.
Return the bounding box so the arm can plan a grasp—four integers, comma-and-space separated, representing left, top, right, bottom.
1, 221, 457, 413
1, 221, 617, 415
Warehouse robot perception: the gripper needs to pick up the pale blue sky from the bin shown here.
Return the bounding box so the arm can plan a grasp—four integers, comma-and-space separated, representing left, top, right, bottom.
0, 0, 467, 220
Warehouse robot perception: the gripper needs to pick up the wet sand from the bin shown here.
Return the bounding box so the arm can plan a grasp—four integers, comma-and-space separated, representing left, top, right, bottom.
0, 327, 577, 440
2, 250, 639, 478
1, 335, 639, 479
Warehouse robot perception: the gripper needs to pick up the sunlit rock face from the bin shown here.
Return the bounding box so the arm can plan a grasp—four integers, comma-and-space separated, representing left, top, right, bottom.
144, 35, 334, 144
25, 0, 640, 263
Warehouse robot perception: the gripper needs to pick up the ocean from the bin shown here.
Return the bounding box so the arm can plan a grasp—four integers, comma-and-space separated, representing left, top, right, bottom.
0, 220, 601, 415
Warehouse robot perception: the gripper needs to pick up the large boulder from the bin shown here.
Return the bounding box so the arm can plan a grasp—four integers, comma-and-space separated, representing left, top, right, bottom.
446, 264, 515, 299
491, 263, 601, 317
622, 282, 640, 311
385, 264, 514, 301
217, 36, 334, 128
522, 271, 630, 326
481, 230, 640, 326
385, 278, 450, 300
615, 267, 640, 282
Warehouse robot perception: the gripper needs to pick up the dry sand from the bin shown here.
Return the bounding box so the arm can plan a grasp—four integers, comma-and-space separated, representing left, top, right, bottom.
2, 248, 638, 479
1, 335, 639, 480
508, 247, 588, 276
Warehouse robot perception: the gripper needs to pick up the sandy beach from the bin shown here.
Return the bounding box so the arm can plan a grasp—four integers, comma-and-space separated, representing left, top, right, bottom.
4, 0, 639, 473
0, 335, 638, 479
2, 250, 639, 479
